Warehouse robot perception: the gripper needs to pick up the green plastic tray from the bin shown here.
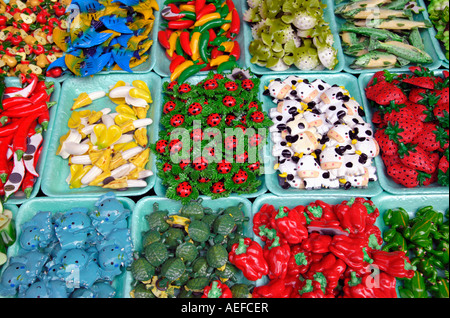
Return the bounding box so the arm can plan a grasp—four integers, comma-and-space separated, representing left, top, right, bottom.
153, 0, 246, 78
41, 72, 161, 198
242, 0, 345, 75
333, 0, 442, 74
261, 73, 383, 197
358, 70, 449, 195
418, 0, 449, 67
123, 195, 253, 298
153, 75, 268, 199
3, 78, 61, 205
1, 196, 135, 298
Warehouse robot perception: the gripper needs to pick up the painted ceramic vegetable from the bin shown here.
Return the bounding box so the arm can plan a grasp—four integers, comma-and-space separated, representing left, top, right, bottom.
0, 75, 54, 202
157, 0, 241, 82
250, 197, 415, 298
427, 0, 449, 60
336, 0, 434, 69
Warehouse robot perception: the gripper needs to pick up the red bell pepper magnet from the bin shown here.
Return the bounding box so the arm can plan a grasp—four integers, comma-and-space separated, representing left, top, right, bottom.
334, 198, 368, 234
329, 235, 373, 271
272, 206, 308, 244
343, 271, 397, 298
260, 227, 291, 280
229, 238, 268, 281
201, 280, 232, 298
252, 278, 293, 298
370, 250, 416, 279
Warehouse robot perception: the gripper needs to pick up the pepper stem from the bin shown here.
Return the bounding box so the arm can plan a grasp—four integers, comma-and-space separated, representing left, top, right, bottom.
234, 238, 248, 255
24, 187, 33, 199
0, 173, 7, 184
275, 206, 288, 219
348, 271, 362, 287
207, 281, 222, 298
16, 150, 24, 161
0, 116, 8, 125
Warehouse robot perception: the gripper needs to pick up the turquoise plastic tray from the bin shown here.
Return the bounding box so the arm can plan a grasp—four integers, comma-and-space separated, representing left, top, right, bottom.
242, 0, 345, 75
3, 78, 61, 205
41, 72, 161, 198
418, 0, 449, 67
261, 73, 383, 197
153, 0, 246, 78
252, 193, 387, 288
1, 196, 135, 298
333, 0, 442, 74
372, 192, 449, 234
123, 195, 253, 298
358, 70, 449, 195
154, 75, 268, 199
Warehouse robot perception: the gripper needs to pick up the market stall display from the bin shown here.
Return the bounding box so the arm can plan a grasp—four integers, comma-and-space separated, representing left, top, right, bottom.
0, 0, 448, 301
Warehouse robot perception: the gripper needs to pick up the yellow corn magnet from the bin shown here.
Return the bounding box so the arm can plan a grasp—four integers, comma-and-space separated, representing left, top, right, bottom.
88, 110, 105, 125
88, 149, 104, 164
72, 92, 92, 110
134, 105, 149, 119
194, 12, 221, 27
134, 127, 148, 147
109, 152, 127, 171
129, 87, 152, 103
170, 60, 194, 81
129, 148, 150, 168
116, 104, 136, 116
93, 124, 123, 149
56, 131, 71, 155
69, 164, 92, 189
127, 167, 143, 180
88, 171, 111, 187
113, 141, 138, 152
102, 176, 128, 189
94, 148, 113, 170
119, 120, 136, 134
108, 81, 127, 104
209, 55, 230, 67
132, 80, 150, 93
